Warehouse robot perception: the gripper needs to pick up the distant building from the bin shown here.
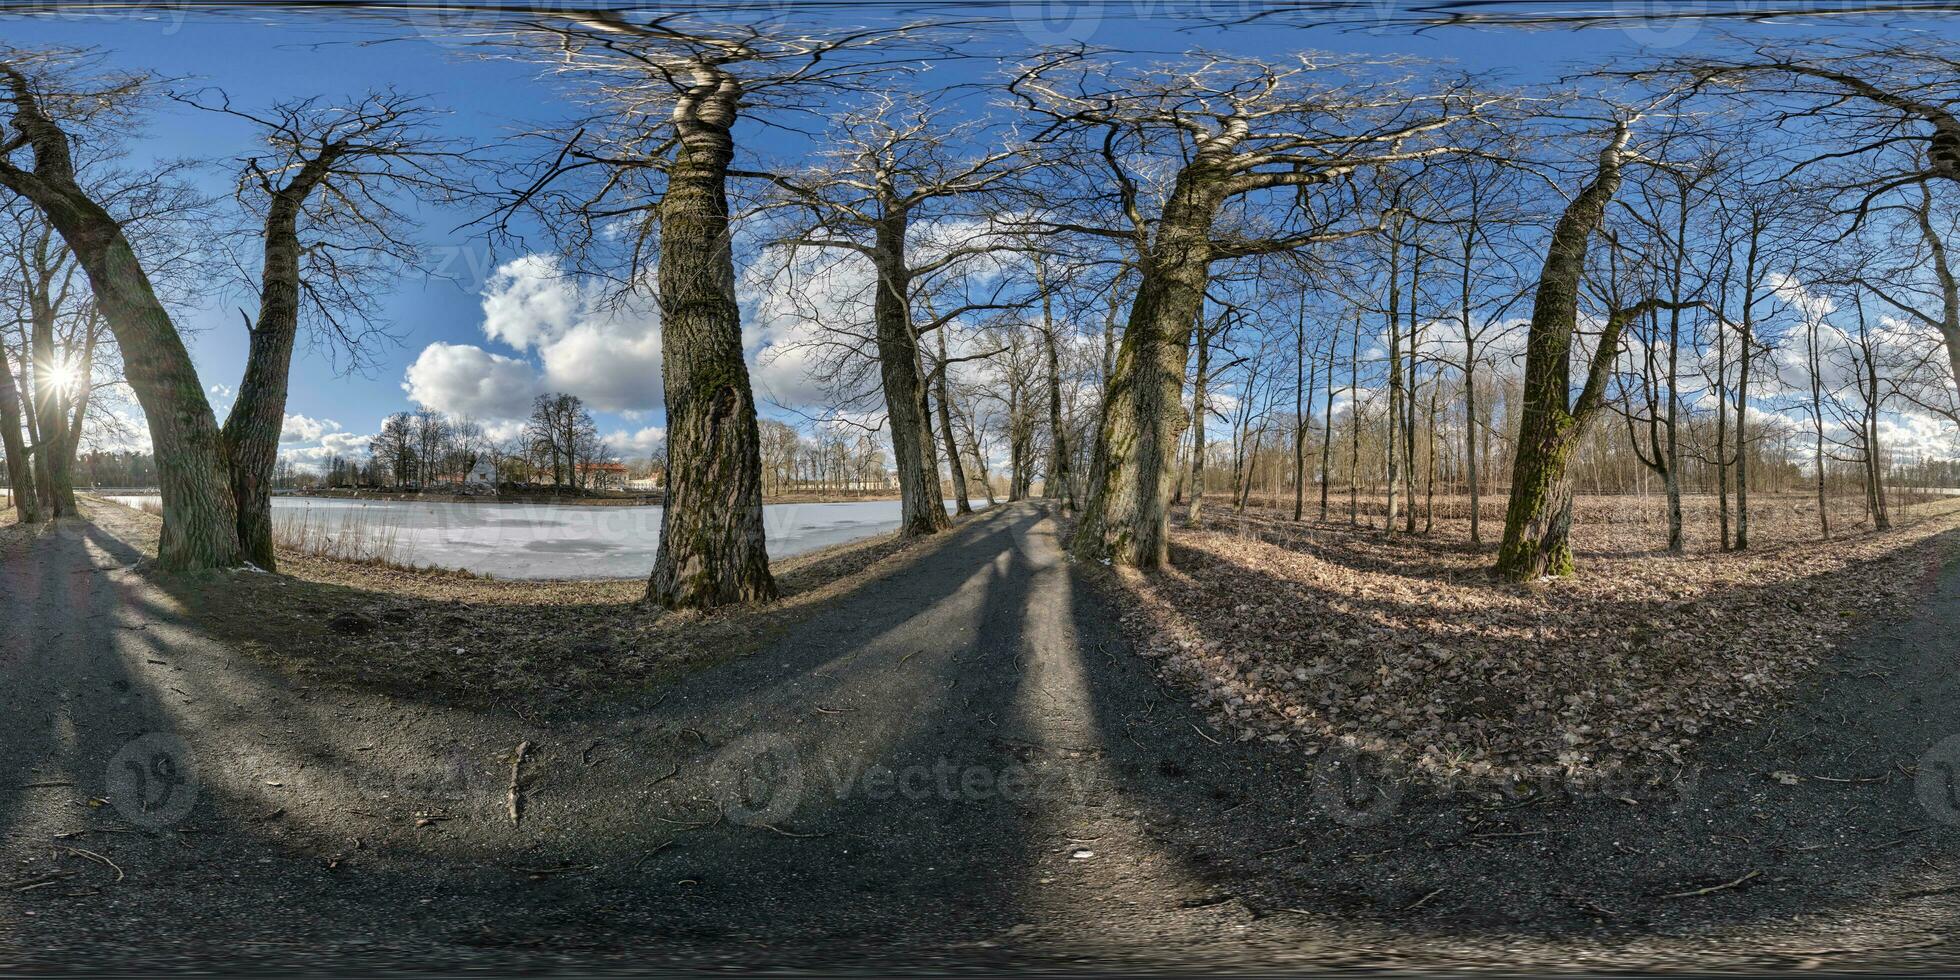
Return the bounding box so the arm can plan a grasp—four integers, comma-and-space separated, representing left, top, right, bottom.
578, 461, 629, 490
464, 458, 497, 487
625, 476, 661, 492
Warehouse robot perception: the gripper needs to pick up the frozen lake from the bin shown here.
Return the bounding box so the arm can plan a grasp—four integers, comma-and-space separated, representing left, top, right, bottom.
105, 495, 978, 579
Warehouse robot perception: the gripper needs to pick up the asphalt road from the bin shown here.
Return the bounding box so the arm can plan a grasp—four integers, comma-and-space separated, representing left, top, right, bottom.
4, 504, 1960, 974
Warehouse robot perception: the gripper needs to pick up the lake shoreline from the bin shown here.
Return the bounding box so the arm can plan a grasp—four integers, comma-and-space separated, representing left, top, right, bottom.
282, 489, 908, 507
99, 493, 985, 580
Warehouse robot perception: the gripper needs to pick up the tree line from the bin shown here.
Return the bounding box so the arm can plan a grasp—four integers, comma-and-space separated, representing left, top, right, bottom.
6, 20, 1960, 605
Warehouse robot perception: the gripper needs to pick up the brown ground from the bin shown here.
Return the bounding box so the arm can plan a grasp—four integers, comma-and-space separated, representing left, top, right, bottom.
81, 495, 975, 713
1091, 490, 1960, 791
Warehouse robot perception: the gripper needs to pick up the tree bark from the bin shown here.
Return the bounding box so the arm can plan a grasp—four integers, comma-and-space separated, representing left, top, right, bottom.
1735, 219, 1760, 551
1185, 307, 1212, 527
1293, 296, 1307, 521
1384, 221, 1403, 534
933, 329, 972, 515
0, 64, 241, 569
1071, 164, 1224, 567
23, 246, 75, 517
1496, 127, 1638, 582
0, 352, 40, 523
223, 159, 331, 570
646, 64, 776, 608
1319, 329, 1335, 521
870, 214, 948, 537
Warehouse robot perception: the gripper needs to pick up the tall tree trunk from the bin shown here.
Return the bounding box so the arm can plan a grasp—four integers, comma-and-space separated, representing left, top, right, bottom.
1072, 166, 1223, 567
1496, 126, 1638, 581
1348, 309, 1360, 525
0, 354, 41, 523
1293, 297, 1307, 521
933, 330, 972, 515
1714, 284, 1731, 550
870, 215, 947, 537
1459, 219, 1483, 545
1424, 384, 1438, 535
1735, 221, 1759, 551
1185, 308, 1212, 527
222, 169, 327, 571
1403, 237, 1420, 534
1661, 188, 1688, 555
1039, 261, 1073, 513
27, 302, 75, 517
1320, 329, 1335, 521
1384, 223, 1403, 534
646, 65, 776, 608
1809, 313, 1831, 543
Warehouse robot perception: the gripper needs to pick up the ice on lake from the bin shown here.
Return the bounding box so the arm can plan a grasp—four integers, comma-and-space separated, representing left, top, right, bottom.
106, 495, 982, 580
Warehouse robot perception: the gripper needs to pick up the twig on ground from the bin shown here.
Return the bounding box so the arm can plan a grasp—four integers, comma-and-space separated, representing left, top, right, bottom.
63, 846, 124, 882
507, 740, 531, 826
1662, 869, 1760, 898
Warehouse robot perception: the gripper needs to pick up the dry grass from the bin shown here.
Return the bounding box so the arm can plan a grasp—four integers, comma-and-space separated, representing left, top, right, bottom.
82, 494, 980, 711
1093, 490, 1960, 791
270, 507, 417, 567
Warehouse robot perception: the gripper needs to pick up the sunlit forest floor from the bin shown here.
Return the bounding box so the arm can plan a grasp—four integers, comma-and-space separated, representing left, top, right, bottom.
1095, 491, 1960, 790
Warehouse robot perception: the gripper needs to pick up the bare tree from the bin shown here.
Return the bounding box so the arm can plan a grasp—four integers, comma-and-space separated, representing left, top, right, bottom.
181, 88, 459, 569
1494, 117, 1696, 581
0, 48, 241, 568
0, 339, 36, 523
494, 15, 951, 608
756, 97, 1024, 535
1009, 49, 1495, 567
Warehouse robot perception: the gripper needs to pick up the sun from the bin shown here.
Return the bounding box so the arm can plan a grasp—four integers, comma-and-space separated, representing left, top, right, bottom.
41, 357, 82, 398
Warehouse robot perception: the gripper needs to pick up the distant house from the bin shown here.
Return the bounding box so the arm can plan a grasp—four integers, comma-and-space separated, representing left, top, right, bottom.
625, 476, 661, 492
578, 461, 629, 490
464, 458, 497, 488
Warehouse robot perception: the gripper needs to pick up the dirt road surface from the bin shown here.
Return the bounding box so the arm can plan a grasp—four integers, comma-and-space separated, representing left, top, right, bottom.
4, 505, 1960, 973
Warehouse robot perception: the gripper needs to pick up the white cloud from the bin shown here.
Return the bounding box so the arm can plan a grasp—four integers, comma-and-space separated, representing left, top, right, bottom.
280, 414, 341, 444
278, 429, 375, 471
403, 342, 543, 420
605, 425, 667, 456
477, 255, 663, 414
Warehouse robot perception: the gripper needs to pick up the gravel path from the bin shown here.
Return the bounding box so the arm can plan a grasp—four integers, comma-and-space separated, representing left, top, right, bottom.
3, 504, 1959, 973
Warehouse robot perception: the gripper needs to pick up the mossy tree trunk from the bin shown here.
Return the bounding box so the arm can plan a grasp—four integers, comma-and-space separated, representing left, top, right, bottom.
1071, 167, 1225, 566
646, 63, 776, 609
1495, 126, 1679, 582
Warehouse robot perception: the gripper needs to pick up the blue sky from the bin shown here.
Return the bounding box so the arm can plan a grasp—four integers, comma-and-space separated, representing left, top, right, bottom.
5, 3, 1950, 468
